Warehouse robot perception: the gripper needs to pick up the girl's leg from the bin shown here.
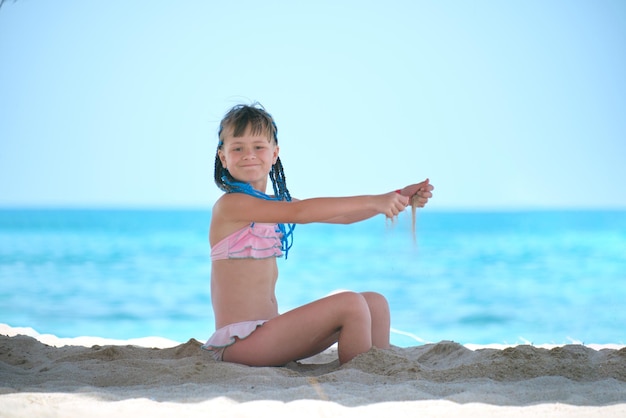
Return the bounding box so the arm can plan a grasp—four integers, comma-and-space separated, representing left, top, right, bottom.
360, 291, 391, 349
222, 291, 372, 366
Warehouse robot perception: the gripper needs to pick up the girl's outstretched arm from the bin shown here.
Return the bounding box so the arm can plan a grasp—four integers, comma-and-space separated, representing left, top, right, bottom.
323, 179, 434, 224
213, 191, 409, 226
213, 179, 433, 227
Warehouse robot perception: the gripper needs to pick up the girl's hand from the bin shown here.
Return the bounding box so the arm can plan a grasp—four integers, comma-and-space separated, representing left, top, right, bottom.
375, 192, 410, 219
399, 179, 434, 208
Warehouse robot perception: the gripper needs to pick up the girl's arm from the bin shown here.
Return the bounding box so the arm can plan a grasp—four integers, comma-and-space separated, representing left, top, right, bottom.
322, 179, 434, 224
318, 208, 380, 224
278, 198, 378, 225
213, 192, 409, 226
213, 179, 433, 226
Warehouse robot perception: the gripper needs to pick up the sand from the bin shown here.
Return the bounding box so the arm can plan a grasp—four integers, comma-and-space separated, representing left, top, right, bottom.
1, 324, 625, 417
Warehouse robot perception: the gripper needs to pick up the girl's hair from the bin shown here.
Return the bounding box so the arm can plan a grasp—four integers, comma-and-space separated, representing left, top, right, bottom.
214, 103, 291, 201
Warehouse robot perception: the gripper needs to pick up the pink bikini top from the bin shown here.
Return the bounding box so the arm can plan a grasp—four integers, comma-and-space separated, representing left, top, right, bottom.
211, 222, 283, 261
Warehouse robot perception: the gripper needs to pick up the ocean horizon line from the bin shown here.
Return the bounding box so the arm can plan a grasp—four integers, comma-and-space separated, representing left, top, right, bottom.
1, 206, 625, 213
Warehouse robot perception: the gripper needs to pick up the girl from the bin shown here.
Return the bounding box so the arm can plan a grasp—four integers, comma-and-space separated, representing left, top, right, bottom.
203, 103, 434, 366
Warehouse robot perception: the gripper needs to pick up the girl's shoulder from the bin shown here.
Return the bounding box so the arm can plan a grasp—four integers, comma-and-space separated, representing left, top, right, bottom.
213, 192, 254, 210
212, 193, 266, 221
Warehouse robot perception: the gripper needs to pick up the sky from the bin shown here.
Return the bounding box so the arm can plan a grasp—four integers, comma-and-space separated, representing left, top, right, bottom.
1, 0, 625, 210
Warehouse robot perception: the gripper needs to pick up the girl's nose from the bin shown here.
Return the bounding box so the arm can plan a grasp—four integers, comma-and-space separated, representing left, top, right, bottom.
243, 147, 256, 159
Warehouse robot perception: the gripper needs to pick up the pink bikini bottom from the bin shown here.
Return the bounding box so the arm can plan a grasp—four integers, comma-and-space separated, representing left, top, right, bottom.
202, 320, 269, 361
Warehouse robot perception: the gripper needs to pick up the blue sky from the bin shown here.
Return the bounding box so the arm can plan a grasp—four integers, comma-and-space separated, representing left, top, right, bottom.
1, 1, 625, 210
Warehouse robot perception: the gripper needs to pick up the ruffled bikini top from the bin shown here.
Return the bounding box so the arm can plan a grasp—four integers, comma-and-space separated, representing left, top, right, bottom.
211, 222, 283, 261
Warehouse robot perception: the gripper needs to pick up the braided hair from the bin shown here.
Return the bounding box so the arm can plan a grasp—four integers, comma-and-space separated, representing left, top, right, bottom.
214, 103, 295, 256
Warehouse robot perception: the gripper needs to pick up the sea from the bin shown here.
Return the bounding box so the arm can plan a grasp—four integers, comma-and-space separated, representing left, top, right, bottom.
1, 209, 625, 347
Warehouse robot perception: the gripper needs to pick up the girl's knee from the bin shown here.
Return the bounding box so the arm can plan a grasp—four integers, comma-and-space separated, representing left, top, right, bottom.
360, 291, 389, 313
335, 291, 370, 317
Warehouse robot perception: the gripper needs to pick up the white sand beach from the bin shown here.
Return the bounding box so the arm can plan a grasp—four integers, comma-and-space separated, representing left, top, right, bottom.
1, 324, 625, 417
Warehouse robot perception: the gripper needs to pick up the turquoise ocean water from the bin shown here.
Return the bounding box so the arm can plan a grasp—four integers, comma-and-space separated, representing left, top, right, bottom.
1, 209, 625, 347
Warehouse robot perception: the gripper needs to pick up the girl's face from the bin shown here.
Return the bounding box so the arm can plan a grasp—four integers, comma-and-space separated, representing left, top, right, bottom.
218, 125, 279, 192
